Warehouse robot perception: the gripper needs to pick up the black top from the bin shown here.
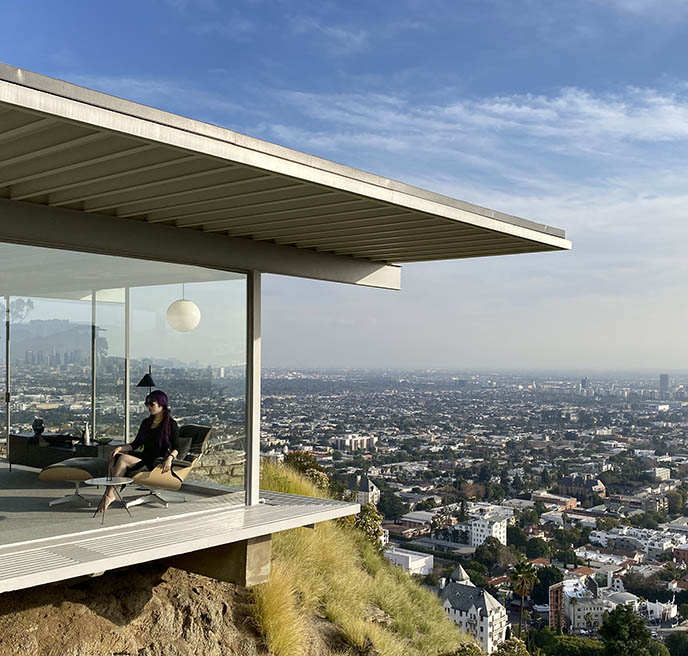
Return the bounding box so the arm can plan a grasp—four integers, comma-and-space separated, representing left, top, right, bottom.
131, 415, 179, 470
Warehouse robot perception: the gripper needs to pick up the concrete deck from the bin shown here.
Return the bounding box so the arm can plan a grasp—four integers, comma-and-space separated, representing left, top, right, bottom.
0, 463, 359, 593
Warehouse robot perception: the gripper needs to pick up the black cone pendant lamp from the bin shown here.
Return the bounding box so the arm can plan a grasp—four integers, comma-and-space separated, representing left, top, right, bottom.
136, 365, 156, 395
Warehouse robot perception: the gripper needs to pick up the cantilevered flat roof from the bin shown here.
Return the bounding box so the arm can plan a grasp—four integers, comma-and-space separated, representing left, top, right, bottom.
0, 63, 570, 272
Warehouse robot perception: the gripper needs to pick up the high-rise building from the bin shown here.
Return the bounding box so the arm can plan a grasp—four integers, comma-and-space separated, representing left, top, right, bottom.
581, 377, 589, 390
660, 374, 669, 398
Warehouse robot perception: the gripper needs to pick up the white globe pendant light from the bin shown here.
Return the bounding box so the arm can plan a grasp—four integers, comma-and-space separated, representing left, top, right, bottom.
167, 285, 201, 332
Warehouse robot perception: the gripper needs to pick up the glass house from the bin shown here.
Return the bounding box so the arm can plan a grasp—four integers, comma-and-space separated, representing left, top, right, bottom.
0, 63, 571, 593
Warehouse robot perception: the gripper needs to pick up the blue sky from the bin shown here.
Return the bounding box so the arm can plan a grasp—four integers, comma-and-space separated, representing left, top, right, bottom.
3, 1, 688, 370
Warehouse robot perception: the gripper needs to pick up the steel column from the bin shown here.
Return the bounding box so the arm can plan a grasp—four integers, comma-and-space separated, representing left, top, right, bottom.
91, 292, 97, 438
4, 295, 10, 470
245, 271, 261, 506
124, 287, 131, 443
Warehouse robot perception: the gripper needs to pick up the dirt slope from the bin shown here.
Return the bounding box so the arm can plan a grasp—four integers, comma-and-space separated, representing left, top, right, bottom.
0, 563, 265, 656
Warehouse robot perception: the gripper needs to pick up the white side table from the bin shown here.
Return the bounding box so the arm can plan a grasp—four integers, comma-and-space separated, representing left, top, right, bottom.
85, 476, 134, 525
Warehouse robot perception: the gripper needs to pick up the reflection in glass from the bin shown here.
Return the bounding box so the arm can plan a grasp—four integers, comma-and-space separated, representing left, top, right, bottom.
9, 296, 91, 435
94, 289, 126, 438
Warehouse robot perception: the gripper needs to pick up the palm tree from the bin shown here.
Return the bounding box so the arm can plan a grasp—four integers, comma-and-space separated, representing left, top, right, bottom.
509, 558, 539, 638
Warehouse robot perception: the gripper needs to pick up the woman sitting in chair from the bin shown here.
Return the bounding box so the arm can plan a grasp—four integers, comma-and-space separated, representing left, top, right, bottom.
98, 389, 180, 511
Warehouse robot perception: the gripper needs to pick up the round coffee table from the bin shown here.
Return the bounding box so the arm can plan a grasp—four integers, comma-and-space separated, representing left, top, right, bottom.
85, 476, 134, 524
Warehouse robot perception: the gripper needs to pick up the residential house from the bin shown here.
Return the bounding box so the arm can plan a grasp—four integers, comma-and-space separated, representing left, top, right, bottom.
384, 546, 433, 575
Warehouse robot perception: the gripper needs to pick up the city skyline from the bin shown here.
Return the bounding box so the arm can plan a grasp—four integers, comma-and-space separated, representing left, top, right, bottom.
2, 2, 687, 368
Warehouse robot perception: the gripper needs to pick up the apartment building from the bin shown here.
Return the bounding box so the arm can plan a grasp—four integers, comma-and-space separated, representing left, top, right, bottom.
331, 434, 378, 452
590, 526, 687, 559
532, 491, 577, 511
468, 513, 508, 547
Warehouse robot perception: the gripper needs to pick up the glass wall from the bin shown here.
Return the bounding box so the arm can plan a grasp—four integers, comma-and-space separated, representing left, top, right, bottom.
129, 279, 246, 487
9, 296, 92, 435
0, 241, 247, 493
94, 289, 126, 439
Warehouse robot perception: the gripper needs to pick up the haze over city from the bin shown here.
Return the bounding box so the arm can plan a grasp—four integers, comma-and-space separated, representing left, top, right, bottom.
2, 1, 687, 368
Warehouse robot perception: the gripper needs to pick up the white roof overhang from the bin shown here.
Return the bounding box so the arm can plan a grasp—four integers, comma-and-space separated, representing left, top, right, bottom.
0, 63, 571, 291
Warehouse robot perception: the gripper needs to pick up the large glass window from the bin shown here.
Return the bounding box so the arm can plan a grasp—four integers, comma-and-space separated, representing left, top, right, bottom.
129, 279, 246, 487
0, 242, 246, 493
94, 288, 126, 439
10, 296, 92, 435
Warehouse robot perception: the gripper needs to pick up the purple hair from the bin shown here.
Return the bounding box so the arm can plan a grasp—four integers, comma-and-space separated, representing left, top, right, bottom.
145, 389, 172, 450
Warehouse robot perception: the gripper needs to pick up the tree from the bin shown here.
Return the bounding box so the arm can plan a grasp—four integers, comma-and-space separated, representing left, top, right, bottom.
474, 537, 505, 570
541, 468, 552, 487
377, 491, 408, 520
477, 463, 492, 484
668, 490, 685, 516
665, 632, 688, 656
417, 497, 438, 511
530, 566, 563, 604
509, 558, 539, 638
354, 503, 383, 547
424, 571, 440, 586
0, 297, 34, 323
466, 568, 489, 588
304, 468, 331, 493
679, 603, 688, 620
441, 643, 483, 656
648, 643, 670, 656
283, 451, 322, 474
432, 507, 453, 534
531, 629, 604, 656
508, 525, 528, 551
525, 537, 550, 559
598, 604, 652, 656
457, 498, 468, 522
494, 638, 530, 656
596, 517, 619, 531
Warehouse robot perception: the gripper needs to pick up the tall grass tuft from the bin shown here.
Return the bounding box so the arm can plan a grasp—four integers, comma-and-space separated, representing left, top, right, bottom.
251, 561, 306, 656
250, 460, 475, 656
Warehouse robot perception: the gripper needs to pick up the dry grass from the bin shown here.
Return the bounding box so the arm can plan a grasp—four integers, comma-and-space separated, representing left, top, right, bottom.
250, 460, 474, 656
252, 561, 306, 656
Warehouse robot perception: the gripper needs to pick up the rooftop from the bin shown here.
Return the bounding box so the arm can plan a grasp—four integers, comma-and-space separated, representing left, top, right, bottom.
0, 62, 570, 288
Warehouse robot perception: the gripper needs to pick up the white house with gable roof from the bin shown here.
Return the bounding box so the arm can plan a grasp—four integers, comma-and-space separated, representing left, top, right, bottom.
440, 565, 508, 654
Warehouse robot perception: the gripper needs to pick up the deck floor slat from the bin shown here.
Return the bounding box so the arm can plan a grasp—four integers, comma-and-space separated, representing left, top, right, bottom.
0, 466, 358, 593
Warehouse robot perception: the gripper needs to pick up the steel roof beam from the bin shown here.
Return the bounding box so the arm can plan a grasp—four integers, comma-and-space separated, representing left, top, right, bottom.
10, 154, 201, 201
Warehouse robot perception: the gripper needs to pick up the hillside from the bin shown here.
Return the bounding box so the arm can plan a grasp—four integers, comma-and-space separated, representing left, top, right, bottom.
0, 462, 474, 656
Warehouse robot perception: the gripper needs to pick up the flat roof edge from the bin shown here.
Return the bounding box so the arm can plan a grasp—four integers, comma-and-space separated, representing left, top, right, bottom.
0, 62, 566, 242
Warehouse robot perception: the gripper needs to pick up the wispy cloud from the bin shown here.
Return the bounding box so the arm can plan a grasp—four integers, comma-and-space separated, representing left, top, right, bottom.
253, 80, 688, 356
63, 74, 250, 122
593, 0, 688, 20
279, 86, 688, 145
263, 85, 688, 200
163, 0, 219, 12
190, 17, 257, 40
287, 16, 369, 55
